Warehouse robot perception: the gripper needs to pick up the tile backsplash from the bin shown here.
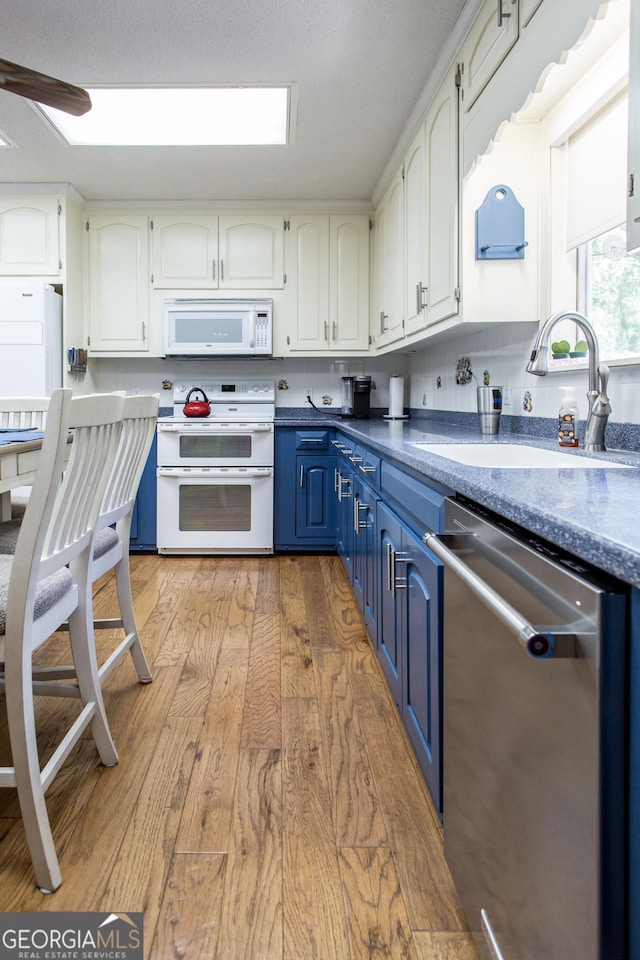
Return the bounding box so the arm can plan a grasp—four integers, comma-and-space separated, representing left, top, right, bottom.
93, 354, 410, 413
91, 322, 640, 444
407, 322, 640, 431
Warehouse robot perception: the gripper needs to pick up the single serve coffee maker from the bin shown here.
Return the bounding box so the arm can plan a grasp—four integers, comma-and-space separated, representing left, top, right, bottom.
342, 375, 373, 419
477, 385, 503, 435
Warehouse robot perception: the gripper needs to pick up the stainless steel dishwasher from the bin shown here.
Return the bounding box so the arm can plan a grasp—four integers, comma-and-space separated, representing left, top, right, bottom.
424, 497, 628, 960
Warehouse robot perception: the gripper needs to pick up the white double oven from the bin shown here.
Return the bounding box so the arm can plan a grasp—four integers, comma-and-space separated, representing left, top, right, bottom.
156, 380, 274, 554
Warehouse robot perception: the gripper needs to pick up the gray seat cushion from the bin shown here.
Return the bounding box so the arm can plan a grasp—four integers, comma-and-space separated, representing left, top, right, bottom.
0, 555, 74, 636
93, 526, 120, 560
0, 520, 21, 555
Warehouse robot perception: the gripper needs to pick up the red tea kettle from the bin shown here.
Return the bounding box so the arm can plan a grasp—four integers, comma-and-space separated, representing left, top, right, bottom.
183, 387, 211, 418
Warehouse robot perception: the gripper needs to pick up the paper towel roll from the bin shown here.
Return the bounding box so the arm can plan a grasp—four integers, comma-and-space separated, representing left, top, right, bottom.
388, 376, 405, 418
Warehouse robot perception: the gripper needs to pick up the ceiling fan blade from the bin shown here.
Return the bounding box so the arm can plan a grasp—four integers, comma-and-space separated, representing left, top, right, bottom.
0, 58, 91, 116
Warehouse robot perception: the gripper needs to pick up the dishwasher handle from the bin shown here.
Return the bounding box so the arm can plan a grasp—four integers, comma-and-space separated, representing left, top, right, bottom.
423, 532, 577, 659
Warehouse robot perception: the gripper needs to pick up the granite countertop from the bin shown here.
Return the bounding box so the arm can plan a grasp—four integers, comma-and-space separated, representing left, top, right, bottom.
275, 411, 640, 590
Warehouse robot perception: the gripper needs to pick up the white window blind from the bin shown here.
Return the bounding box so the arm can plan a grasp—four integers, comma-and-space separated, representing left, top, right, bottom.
566, 88, 628, 250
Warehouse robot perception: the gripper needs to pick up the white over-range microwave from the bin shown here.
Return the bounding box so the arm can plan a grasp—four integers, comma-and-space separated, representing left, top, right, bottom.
164, 298, 272, 357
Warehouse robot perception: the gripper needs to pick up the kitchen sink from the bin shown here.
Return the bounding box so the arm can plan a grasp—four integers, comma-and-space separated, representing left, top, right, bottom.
412, 443, 634, 469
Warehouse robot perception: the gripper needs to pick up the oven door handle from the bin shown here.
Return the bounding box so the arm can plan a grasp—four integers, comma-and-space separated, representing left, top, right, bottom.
157, 467, 273, 478
157, 423, 273, 433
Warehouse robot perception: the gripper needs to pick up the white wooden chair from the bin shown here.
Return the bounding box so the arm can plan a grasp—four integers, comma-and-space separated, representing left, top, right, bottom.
90, 393, 159, 683
0, 397, 50, 521
0, 389, 124, 892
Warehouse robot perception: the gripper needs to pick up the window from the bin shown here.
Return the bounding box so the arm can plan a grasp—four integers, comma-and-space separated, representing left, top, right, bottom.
578, 223, 640, 361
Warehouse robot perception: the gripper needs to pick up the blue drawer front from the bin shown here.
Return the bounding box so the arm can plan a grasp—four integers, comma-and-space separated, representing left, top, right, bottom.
381, 460, 447, 534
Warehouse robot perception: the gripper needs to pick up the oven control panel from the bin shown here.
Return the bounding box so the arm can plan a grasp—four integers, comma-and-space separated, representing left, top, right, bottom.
173, 380, 275, 404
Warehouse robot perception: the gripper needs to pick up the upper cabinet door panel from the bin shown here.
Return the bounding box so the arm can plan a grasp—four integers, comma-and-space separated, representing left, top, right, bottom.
88, 216, 149, 352
426, 65, 459, 326
329, 215, 369, 351
218, 216, 284, 289
461, 0, 519, 111
0, 198, 60, 276
151, 216, 218, 288
628, 0, 640, 251
403, 122, 428, 335
286, 215, 331, 351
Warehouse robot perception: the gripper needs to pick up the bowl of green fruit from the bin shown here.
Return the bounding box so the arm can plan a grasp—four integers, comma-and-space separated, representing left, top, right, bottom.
551, 339, 571, 359
569, 339, 588, 358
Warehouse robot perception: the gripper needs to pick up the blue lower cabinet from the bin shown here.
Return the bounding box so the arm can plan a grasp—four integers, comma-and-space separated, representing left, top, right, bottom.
295, 456, 337, 540
130, 435, 157, 551
274, 427, 336, 550
377, 499, 444, 815
336, 459, 354, 583
352, 474, 379, 647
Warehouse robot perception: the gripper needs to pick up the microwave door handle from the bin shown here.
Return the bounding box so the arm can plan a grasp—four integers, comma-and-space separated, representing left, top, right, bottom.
249, 311, 256, 349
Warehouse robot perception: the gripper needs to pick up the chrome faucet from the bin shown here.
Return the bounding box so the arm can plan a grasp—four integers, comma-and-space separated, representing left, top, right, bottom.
526, 310, 611, 451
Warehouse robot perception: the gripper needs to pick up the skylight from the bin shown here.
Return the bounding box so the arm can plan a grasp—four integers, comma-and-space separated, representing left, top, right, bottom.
38, 86, 290, 145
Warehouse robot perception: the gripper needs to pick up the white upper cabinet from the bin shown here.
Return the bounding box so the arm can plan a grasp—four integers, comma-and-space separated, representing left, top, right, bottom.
459, 0, 519, 112
87, 216, 150, 353
425, 63, 460, 327
628, 0, 640, 251
373, 166, 404, 348
151, 216, 218, 287
0, 198, 60, 276
403, 122, 428, 336
284, 215, 331, 351
329, 215, 370, 351
283, 214, 369, 353
218, 216, 284, 289
151, 215, 284, 289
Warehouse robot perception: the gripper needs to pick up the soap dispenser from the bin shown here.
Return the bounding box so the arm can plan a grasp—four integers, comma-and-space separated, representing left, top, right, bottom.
558, 387, 579, 447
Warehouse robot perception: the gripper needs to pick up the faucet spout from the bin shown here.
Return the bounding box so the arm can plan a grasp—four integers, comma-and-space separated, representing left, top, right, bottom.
526, 311, 610, 451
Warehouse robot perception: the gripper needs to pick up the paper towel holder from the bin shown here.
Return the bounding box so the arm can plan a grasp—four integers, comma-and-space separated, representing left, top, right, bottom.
383, 375, 409, 420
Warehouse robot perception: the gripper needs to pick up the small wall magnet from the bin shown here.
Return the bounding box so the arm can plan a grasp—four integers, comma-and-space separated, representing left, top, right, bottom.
455, 357, 473, 385
476, 184, 528, 260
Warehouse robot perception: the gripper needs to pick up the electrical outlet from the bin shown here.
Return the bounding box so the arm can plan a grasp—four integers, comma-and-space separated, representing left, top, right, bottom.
306, 387, 313, 402
422, 393, 427, 406
502, 387, 511, 406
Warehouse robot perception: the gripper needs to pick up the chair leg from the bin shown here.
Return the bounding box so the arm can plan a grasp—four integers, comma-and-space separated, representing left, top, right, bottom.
114, 552, 152, 682
6, 655, 63, 893
68, 562, 118, 767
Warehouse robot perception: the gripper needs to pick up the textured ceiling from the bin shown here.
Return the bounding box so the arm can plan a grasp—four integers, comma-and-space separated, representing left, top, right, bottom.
0, 0, 467, 203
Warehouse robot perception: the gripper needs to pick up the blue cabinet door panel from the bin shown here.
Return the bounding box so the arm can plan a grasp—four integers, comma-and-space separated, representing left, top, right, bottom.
296, 459, 336, 537
402, 533, 443, 811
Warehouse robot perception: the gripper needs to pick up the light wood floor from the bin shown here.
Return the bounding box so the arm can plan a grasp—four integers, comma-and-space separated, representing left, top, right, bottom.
0, 553, 479, 960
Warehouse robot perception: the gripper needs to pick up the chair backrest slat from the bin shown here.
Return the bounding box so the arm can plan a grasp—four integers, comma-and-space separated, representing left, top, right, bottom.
99, 395, 159, 527
0, 397, 50, 431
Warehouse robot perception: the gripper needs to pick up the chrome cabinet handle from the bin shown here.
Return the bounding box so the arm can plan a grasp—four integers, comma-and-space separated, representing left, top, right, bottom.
416, 282, 427, 314
332, 440, 346, 448
497, 0, 514, 26
299, 464, 304, 487
324, 321, 328, 342
380, 311, 389, 333
334, 467, 340, 493
299, 437, 324, 444
423, 533, 577, 659
338, 474, 351, 502
359, 464, 376, 474
342, 448, 353, 455
391, 552, 410, 595
220, 259, 224, 280
212, 260, 216, 280
353, 495, 359, 533
349, 456, 363, 464
332, 321, 337, 341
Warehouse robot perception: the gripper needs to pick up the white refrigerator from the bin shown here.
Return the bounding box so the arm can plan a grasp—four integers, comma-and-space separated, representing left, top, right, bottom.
0, 281, 62, 395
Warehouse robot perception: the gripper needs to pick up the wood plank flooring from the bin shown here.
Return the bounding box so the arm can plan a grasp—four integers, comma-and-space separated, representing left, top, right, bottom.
0, 553, 479, 960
